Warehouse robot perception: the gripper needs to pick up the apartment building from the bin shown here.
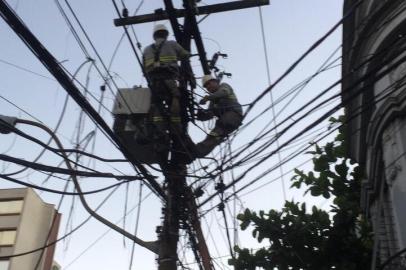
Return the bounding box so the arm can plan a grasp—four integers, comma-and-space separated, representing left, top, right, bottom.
0, 188, 60, 270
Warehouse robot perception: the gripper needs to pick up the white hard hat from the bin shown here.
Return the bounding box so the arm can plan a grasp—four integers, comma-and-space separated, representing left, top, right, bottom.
202, 74, 216, 87
153, 24, 168, 35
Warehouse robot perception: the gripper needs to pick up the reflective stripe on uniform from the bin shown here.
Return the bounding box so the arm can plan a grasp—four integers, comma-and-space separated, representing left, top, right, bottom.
170, 117, 181, 123
209, 131, 220, 137
153, 116, 181, 123
159, 56, 177, 62
145, 56, 178, 67
152, 116, 164, 122
145, 58, 155, 66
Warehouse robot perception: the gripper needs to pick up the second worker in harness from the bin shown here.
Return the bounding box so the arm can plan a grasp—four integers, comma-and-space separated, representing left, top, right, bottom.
188, 74, 243, 161
143, 24, 190, 149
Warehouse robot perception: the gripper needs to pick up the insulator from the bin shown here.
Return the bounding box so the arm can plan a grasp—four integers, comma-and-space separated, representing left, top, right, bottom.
122, 8, 128, 17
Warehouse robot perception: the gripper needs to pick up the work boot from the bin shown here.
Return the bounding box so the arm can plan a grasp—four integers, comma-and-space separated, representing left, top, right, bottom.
195, 135, 222, 158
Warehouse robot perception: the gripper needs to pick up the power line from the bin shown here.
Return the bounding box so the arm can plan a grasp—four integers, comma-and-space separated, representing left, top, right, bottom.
0, 154, 141, 181
53, 0, 91, 57
243, 0, 363, 118
210, 31, 406, 178
203, 65, 406, 213
0, 58, 55, 81
0, 94, 43, 123
0, 173, 133, 195
238, 0, 405, 139
110, 0, 147, 79
5, 59, 92, 177
199, 41, 406, 208
64, 189, 153, 269
257, 5, 286, 201
0, 1, 165, 198
128, 182, 144, 270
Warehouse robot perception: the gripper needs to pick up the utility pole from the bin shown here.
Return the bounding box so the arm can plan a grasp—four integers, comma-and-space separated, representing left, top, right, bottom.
114, 1, 270, 269
158, 165, 184, 270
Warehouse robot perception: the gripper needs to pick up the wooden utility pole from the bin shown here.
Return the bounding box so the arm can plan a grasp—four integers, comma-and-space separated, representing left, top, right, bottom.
158, 165, 185, 270
114, 1, 270, 269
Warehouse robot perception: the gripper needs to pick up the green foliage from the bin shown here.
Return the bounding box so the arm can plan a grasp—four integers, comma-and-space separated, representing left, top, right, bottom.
229, 115, 372, 270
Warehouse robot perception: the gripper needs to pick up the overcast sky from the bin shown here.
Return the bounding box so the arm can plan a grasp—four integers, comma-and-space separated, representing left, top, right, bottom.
0, 0, 344, 269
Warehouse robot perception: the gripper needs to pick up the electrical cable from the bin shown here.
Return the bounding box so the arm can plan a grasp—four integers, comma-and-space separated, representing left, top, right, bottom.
203, 69, 406, 213
40, 131, 95, 186
199, 43, 406, 208
243, 0, 363, 118
54, 2, 168, 192
0, 120, 122, 175
211, 33, 406, 177
115, 0, 144, 51
64, 189, 153, 269
34, 139, 80, 270
0, 1, 165, 199
53, 0, 91, 58
0, 94, 43, 123
56, 0, 152, 171
237, 0, 406, 142
0, 154, 142, 180
63, 0, 146, 118
189, 56, 341, 173
5, 59, 93, 177
224, 0, 398, 156
0, 173, 133, 195
17, 117, 160, 253
233, 74, 406, 197
257, 4, 286, 201
128, 182, 143, 270
0, 58, 55, 81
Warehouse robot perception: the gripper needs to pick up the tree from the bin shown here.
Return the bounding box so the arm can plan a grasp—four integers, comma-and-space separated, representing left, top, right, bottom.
229, 115, 372, 270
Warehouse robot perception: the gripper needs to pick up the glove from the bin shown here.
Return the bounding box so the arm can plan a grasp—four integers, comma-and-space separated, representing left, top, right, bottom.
199, 96, 209, 105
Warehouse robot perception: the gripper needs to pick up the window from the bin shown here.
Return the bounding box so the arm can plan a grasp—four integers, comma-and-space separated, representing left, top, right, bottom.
0, 200, 23, 215
0, 230, 16, 246
0, 260, 9, 270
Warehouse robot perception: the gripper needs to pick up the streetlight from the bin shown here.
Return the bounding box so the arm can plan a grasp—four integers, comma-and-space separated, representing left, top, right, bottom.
0, 115, 159, 254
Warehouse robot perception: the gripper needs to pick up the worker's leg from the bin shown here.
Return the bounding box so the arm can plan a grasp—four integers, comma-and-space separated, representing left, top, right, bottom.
149, 103, 169, 147
194, 112, 242, 159
148, 83, 170, 154
149, 79, 171, 134
218, 111, 243, 134
162, 79, 183, 136
195, 122, 225, 158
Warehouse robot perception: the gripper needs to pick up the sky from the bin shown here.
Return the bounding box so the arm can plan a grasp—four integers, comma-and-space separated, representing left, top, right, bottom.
0, 0, 344, 269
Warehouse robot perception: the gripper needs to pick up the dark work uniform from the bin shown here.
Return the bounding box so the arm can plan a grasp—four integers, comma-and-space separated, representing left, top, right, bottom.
195, 82, 243, 157
142, 39, 189, 149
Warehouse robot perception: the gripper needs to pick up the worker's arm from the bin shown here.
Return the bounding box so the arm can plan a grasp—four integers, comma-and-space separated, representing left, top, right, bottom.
207, 84, 232, 100
196, 108, 214, 121
173, 41, 190, 60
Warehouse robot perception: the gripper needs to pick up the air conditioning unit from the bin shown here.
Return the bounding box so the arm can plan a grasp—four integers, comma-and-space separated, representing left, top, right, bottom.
112, 87, 166, 164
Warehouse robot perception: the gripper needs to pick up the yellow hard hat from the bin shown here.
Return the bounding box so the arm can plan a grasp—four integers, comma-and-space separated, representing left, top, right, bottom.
202, 74, 216, 87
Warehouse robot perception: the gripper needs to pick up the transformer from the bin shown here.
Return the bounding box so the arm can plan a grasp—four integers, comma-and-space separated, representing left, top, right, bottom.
112, 87, 166, 164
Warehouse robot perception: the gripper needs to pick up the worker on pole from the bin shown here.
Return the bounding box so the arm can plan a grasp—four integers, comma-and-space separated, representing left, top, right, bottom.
188, 75, 243, 161
143, 24, 190, 156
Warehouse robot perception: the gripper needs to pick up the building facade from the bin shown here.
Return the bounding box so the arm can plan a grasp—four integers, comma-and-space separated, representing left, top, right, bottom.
0, 188, 60, 270
343, 0, 406, 269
